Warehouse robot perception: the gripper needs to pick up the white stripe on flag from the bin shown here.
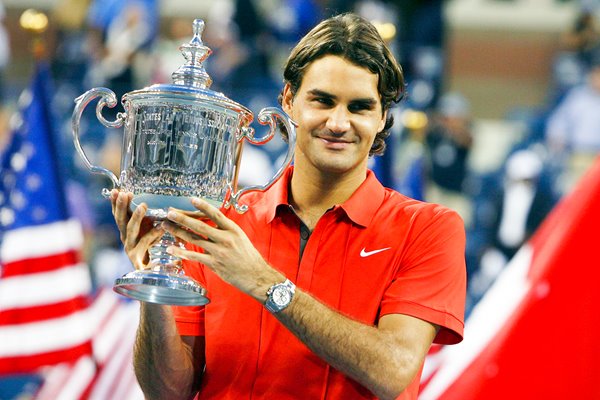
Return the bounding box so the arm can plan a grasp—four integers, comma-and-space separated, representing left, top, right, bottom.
93, 298, 138, 365
54, 356, 97, 400
419, 245, 533, 400
89, 302, 140, 400
0, 306, 93, 357
36, 363, 77, 400
0, 263, 92, 309
0, 219, 84, 262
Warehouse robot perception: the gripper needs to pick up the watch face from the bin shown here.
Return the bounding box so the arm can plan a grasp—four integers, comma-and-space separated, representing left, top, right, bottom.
273, 286, 291, 306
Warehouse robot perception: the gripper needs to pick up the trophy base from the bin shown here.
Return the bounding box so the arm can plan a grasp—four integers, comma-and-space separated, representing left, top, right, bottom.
114, 270, 210, 306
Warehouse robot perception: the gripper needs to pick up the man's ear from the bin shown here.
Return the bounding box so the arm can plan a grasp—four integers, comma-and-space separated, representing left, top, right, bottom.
282, 83, 294, 116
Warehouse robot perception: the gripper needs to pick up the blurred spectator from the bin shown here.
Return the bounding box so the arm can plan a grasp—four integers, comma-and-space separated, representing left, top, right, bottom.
263, 0, 324, 89
0, 1, 8, 102
424, 92, 474, 227
552, 10, 600, 101
267, 0, 324, 44
393, 109, 428, 201
50, 0, 91, 90
200, 0, 279, 107
545, 55, 600, 194
85, 0, 159, 109
151, 17, 193, 84
559, 10, 600, 68
393, 0, 445, 110
492, 150, 555, 260
470, 149, 555, 301
0, 1, 9, 153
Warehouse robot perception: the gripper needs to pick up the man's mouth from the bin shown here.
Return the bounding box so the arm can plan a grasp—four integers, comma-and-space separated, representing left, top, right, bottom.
318, 136, 352, 149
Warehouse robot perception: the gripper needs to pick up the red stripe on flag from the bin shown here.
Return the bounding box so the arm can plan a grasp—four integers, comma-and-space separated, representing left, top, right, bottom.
0, 341, 93, 374
1, 250, 80, 277
0, 296, 91, 325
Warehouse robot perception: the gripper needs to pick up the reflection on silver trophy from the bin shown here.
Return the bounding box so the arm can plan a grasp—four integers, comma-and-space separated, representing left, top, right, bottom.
71, 19, 296, 306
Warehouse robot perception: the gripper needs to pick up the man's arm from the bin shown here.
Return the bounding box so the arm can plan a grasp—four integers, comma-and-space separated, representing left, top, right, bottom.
276, 291, 438, 399
110, 191, 205, 399
163, 198, 439, 400
134, 304, 205, 400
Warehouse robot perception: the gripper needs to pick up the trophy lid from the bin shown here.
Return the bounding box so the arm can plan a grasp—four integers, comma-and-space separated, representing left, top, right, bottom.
171, 19, 213, 89
123, 19, 252, 124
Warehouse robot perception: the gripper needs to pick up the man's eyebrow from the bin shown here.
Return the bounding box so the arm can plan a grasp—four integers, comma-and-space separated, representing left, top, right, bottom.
349, 98, 378, 107
307, 89, 336, 99
307, 89, 378, 106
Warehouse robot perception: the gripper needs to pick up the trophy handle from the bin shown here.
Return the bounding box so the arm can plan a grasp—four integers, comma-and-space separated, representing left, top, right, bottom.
228, 107, 297, 213
72, 87, 126, 197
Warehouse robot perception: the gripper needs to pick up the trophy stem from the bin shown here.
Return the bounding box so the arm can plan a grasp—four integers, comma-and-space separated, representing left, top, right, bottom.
113, 220, 210, 306
148, 226, 184, 275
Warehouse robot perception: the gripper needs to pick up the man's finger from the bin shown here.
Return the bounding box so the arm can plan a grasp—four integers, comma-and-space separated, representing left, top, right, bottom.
136, 224, 165, 251
125, 202, 147, 249
166, 209, 223, 242
161, 220, 207, 244
191, 197, 234, 230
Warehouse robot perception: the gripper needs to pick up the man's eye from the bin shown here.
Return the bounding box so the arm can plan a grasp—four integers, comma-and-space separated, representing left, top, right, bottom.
314, 97, 333, 106
349, 104, 371, 113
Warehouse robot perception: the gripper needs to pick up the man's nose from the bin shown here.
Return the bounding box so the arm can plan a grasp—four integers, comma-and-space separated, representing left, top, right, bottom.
325, 106, 351, 133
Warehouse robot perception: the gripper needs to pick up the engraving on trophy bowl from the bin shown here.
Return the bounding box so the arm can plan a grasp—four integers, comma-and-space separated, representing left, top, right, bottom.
121, 101, 242, 216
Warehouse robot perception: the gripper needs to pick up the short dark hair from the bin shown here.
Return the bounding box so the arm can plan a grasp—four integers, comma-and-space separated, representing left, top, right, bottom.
278, 13, 405, 156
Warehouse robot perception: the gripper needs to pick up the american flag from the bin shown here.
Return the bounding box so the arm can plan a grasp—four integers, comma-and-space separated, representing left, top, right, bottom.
0, 62, 94, 373
0, 62, 144, 399
35, 288, 143, 400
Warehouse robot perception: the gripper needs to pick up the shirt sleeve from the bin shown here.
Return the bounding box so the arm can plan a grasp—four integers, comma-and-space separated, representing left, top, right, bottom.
380, 206, 467, 344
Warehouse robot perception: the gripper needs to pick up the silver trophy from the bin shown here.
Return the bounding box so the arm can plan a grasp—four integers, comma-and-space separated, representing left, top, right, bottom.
72, 19, 296, 306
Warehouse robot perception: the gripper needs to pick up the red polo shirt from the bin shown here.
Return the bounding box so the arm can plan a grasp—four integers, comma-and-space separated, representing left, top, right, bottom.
173, 167, 466, 399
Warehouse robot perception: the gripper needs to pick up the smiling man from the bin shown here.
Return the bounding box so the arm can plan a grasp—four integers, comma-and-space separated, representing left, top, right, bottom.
111, 12, 466, 400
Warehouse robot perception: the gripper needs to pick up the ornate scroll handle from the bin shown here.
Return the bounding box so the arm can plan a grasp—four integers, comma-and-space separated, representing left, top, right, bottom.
72, 87, 127, 197
228, 107, 297, 213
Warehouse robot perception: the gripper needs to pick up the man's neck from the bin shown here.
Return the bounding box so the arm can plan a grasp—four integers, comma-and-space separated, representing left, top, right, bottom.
289, 162, 367, 230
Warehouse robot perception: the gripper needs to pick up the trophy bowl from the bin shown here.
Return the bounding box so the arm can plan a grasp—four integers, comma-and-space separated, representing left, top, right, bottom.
71, 19, 296, 306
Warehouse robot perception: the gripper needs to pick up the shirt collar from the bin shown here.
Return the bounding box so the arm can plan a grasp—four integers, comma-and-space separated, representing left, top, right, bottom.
338, 169, 386, 228
261, 167, 386, 228
263, 166, 294, 223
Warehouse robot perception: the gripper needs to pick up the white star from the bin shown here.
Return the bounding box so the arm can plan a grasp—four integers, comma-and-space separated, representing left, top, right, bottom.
10, 152, 27, 172
1, 207, 15, 226
31, 206, 47, 222
26, 174, 42, 191
10, 190, 26, 210
18, 89, 33, 109
9, 113, 23, 132
21, 142, 35, 159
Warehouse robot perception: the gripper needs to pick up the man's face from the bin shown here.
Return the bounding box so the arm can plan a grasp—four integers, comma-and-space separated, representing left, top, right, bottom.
282, 55, 386, 177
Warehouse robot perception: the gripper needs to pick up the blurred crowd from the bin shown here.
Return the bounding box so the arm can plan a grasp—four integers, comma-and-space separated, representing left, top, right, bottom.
1, 0, 599, 316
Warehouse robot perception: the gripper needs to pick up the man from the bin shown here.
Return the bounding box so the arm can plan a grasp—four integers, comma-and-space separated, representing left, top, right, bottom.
424, 91, 474, 227
111, 13, 465, 400
546, 54, 600, 195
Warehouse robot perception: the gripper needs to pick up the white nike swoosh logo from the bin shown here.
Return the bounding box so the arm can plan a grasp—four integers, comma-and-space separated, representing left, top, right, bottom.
360, 247, 391, 257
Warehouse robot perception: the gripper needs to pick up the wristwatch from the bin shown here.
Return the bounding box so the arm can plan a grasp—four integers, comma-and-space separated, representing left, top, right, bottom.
265, 279, 295, 313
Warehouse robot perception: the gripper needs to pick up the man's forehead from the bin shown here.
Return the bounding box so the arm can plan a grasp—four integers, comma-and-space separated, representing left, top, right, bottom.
299, 55, 380, 97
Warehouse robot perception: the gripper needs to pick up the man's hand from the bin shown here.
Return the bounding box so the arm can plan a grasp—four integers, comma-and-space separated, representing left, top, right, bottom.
161, 197, 283, 300
109, 189, 163, 270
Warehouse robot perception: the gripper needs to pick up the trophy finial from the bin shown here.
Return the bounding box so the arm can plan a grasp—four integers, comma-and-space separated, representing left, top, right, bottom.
191, 19, 204, 45
172, 19, 213, 89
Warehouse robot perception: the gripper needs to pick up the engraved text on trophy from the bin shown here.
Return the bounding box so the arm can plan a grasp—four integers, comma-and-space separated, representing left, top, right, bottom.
121, 103, 240, 202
